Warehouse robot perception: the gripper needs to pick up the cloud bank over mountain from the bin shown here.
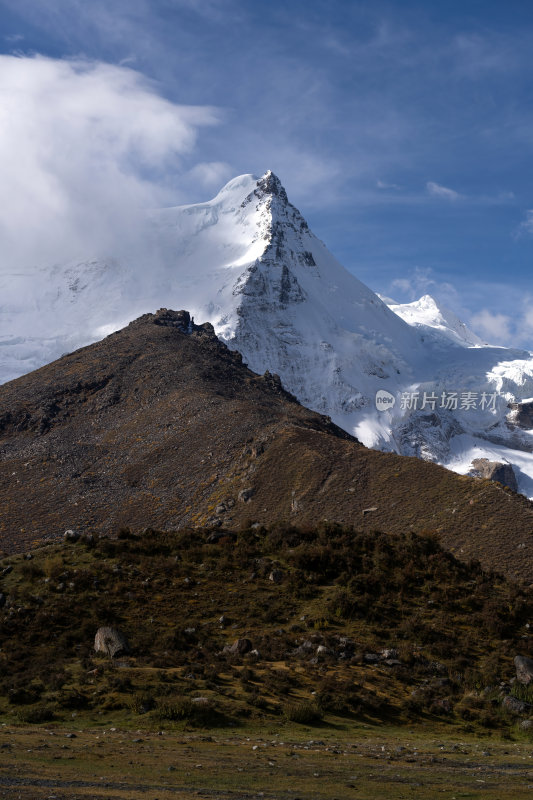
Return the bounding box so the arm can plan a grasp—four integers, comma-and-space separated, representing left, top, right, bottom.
0, 54, 219, 270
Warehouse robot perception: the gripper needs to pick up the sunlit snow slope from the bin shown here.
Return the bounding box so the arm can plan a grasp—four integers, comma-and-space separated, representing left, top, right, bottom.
385, 294, 486, 347
3, 171, 533, 495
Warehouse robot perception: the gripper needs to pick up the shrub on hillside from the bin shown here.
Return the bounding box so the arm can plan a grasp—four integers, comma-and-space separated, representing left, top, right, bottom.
283, 700, 323, 723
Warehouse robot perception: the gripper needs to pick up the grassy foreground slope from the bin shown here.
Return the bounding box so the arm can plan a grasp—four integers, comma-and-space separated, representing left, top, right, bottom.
1, 523, 532, 734
3, 723, 533, 800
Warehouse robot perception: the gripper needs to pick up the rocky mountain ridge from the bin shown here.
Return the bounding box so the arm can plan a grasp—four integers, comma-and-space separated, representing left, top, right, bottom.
1, 308, 533, 582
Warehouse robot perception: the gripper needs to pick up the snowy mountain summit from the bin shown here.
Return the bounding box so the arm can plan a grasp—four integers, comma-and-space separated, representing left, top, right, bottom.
385, 294, 486, 347
3, 170, 533, 495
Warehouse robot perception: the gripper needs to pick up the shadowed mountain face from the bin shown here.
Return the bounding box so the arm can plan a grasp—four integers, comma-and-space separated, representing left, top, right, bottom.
1, 308, 532, 580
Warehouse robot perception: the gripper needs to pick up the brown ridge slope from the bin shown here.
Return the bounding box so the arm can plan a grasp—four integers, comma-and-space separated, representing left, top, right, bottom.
0, 308, 532, 579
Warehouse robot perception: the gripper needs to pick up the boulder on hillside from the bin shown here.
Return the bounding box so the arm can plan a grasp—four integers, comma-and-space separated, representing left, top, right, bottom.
225, 638, 253, 655
469, 458, 518, 492
507, 400, 533, 430
515, 655, 533, 685
502, 694, 530, 715
94, 626, 130, 658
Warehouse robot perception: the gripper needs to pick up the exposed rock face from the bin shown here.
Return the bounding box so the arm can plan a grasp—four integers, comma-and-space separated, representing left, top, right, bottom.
226, 638, 253, 655
395, 412, 463, 463
253, 170, 289, 202
152, 308, 194, 333
94, 627, 130, 658
515, 655, 533, 684
470, 458, 518, 492
238, 488, 254, 503
507, 400, 533, 430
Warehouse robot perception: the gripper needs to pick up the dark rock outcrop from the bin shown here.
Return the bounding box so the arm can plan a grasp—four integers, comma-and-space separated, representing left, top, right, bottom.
507, 400, 533, 430
470, 458, 518, 492
515, 655, 533, 685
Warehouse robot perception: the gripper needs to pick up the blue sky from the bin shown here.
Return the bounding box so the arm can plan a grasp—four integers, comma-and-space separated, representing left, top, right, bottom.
1, 0, 533, 345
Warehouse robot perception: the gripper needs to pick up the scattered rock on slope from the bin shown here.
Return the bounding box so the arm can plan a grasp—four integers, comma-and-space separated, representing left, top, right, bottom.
502, 694, 531, 715
515, 655, 533, 685
94, 627, 130, 658
225, 638, 253, 655
469, 458, 518, 492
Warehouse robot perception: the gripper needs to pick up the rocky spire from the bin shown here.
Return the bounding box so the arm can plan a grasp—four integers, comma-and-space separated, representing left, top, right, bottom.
255, 170, 288, 203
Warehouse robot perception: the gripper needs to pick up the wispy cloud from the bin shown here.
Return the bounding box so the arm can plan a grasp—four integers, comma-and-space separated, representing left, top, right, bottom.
515, 209, 533, 237
2, 0, 533, 326
451, 32, 519, 78
377, 179, 401, 190
426, 181, 461, 201
0, 54, 220, 269
465, 288, 533, 350
391, 267, 461, 306
523, 306, 533, 331
186, 161, 233, 189
470, 309, 513, 345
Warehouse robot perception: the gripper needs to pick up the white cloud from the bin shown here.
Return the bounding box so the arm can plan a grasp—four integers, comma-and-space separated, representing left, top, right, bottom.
187, 161, 233, 189
522, 305, 533, 331
390, 278, 413, 296
516, 209, 533, 237
426, 181, 461, 201
470, 309, 513, 345
0, 54, 220, 269
391, 267, 461, 306
377, 179, 401, 190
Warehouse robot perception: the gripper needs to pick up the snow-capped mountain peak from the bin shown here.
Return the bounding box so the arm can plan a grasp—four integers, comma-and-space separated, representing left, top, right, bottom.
384, 294, 486, 347
3, 170, 533, 497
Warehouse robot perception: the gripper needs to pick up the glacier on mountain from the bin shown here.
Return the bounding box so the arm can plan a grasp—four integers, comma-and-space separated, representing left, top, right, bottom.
2, 170, 533, 496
